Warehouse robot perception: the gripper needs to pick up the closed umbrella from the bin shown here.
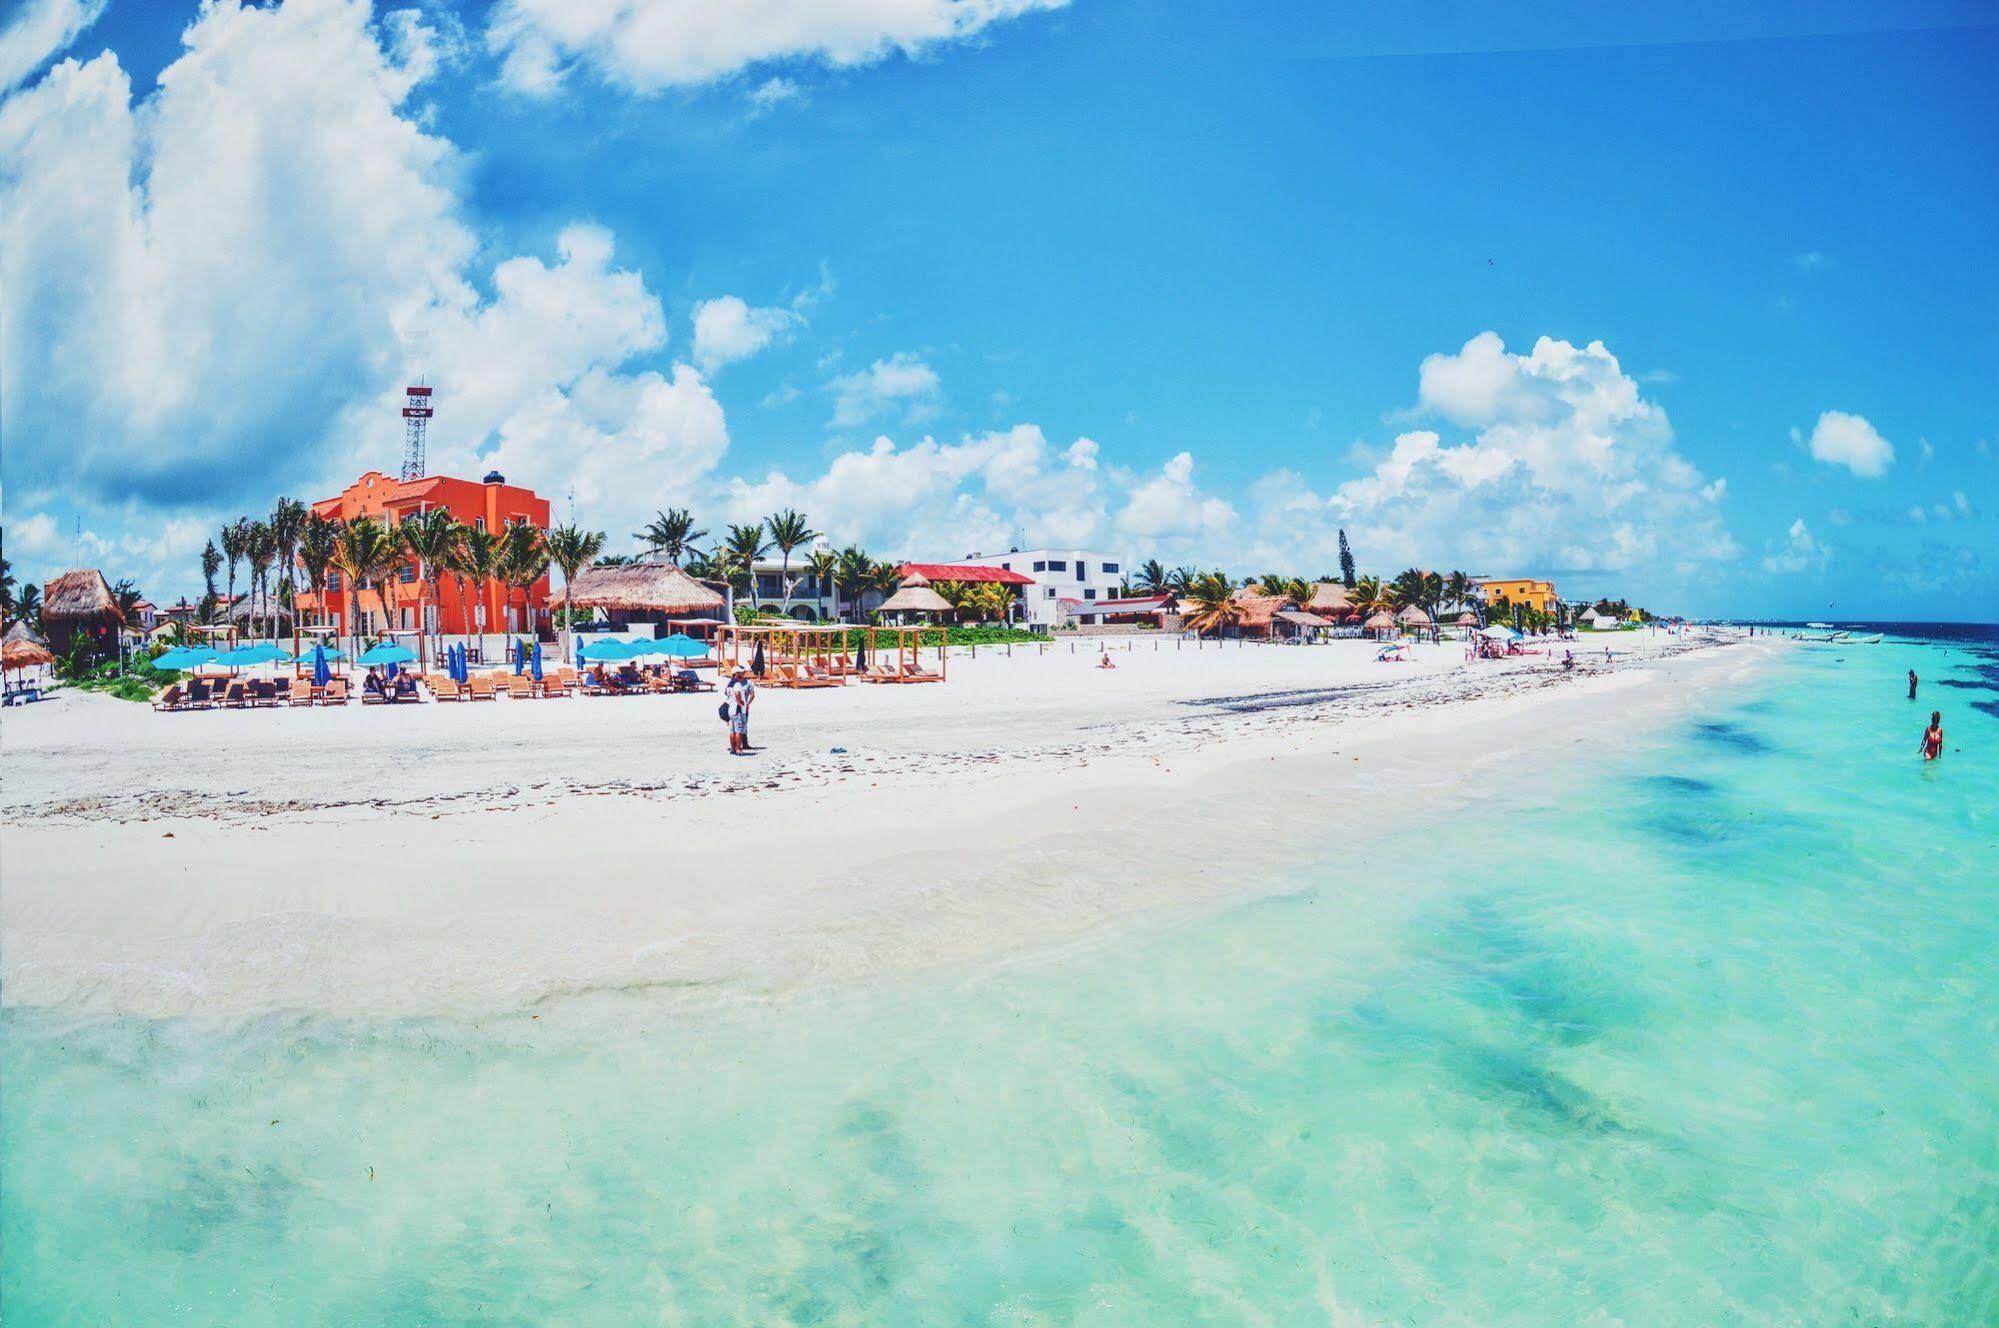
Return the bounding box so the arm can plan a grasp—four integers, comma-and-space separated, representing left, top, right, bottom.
311, 645, 332, 689
751, 638, 766, 678
854, 633, 867, 671
513, 638, 527, 675
531, 640, 543, 683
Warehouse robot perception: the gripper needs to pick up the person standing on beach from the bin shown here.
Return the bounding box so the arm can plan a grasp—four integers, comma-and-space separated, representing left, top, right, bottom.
725, 667, 756, 755
1908, 669, 1918, 700
1921, 711, 1944, 761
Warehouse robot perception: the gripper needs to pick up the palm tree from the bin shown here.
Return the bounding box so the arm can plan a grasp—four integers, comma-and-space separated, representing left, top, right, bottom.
1351, 575, 1386, 616
0, 540, 14, 621
546, 523, 606, 657
720, 521, 770, 602
270, 498, 306, 637
451, 525, 501, 644
219, 518, 248, 634
498, 522, 550, 643
398, 508, 460, 670
1420, 570, 1444, 616
200, 540, 223, 622
976, 581, 1017, 623
1133, 559, 1169, 595
834, 545, 874, 620
764, 509, 817, 616
595, 552, 636, 568
243, 520, 275, 640
804, 547, 840, 620
297, 514, 340, 648
15, 583, 41, 631
1179, 572, 1241, 636
1168, 565, 1197, 594
334, 516, 397, 654
635, 508, 706, 566
867, 560, 903, 616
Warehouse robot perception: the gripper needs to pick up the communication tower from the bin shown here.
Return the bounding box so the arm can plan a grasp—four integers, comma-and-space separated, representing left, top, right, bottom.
400, 383, 434, 481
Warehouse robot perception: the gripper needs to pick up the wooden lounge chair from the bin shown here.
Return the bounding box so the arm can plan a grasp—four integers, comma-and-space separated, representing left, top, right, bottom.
273, 677, 292, 705
504, 674, 535, 699
152, 683, 185, 712
186, 678, 214, 708
545, 668, 578, 697
250, 679, 278, 707
290, 682, 319, 706
428, 674, 464, 701
222, 679, 250, 708
467, 674, 499, 701
323, 677, 350, 705
670, 670, 714, 693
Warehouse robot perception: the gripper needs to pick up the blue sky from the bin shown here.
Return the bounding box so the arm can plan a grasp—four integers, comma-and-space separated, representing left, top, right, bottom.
2, 0, 1994, 619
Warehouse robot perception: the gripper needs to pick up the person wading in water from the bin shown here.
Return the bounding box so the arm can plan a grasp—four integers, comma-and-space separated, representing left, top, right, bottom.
1908, 669, 1919, 700
1921, 710, 1944, 762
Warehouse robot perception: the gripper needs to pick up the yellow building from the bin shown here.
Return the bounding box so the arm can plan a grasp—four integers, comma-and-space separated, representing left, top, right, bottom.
1476, 577, 1559, 613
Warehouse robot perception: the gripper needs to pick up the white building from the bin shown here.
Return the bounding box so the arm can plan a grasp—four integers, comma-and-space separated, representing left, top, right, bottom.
955, 548, 1128, 627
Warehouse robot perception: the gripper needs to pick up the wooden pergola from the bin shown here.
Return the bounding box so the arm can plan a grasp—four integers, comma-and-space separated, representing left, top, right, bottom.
859, 625, 947, 683
717, 623, 854, 688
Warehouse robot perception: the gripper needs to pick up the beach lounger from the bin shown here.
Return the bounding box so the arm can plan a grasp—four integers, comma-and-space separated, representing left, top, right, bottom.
290, 682, 319, 706
545, 669, 578, 697
273, 678, 292, 705
504, 674, 535, 699
323, 677, 350, 705
467, 674, 499, 701
186, 679, 214, 708
428, 674, 465, 701
152, 683, 185, 712
222, 679, 250, 708
250, 680, 278, 707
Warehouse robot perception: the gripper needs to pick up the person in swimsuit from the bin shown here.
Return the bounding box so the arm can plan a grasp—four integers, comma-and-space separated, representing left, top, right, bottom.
1097, 651, 1117, 670
1921, 711, 1944, 761
1908, 669, 1918, 700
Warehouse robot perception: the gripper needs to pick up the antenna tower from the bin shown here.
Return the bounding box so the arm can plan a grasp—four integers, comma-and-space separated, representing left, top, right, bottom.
400, 382, 434, 481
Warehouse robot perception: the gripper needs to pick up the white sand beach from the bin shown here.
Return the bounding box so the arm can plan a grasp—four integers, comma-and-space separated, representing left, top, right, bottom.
2, 631, 1773, 1017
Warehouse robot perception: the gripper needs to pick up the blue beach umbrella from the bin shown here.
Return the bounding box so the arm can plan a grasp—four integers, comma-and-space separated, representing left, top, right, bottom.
153, 646, 218, 671
655, 633, 707, 659
310, 645, 332, 689
356, 643, 417, 666
300, 643, 345, 662
531, 640, 543, 682
215, 643, 293, 668
513, 638, 527, 675
579, 638, 632, 662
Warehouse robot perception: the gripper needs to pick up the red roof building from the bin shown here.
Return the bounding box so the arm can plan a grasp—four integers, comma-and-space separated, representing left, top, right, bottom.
297, 469, 552, 637
896, 562, 1035, 586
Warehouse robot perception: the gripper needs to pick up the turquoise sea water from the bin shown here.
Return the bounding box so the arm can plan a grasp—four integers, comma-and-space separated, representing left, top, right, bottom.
6, 632, 1996, 1325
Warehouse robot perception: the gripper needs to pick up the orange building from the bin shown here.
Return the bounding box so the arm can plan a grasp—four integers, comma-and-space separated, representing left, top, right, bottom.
1475, 577, 1559, 613
299, 469, 552, 637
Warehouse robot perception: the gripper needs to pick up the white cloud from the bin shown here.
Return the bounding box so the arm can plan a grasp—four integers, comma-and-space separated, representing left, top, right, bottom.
1918, 437, 1934, 462
1252, 333, 1736, 582
487, 0, 1067, 96
1791, 251, 1827, 270
746, 75, 803, 111
1807, 410, 1895, 477
1761, 517, 1827, 574
1116, 451, 1236, 545
715, 423, 1107, 555
828, 352, 941, 428
0, 0, 104, 93
692, 294, 802, 373
0, 0, 743, 597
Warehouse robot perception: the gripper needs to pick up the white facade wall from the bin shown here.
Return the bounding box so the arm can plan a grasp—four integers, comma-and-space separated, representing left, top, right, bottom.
958, 548, 1127, 627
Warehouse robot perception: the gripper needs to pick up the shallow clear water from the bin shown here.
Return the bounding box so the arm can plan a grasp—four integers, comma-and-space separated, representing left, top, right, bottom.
7, 632, 1997, 1325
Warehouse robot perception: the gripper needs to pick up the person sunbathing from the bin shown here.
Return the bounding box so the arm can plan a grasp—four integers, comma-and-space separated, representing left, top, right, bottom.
1097, 651, 1117, 670
362, 667, 386, 698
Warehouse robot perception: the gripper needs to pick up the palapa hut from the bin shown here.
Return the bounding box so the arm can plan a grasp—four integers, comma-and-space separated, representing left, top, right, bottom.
1229, 591, 1293, 639
1455, 611, 1479, 626
1306, 582, 1355, 619
40, 569, 124, 659
564, 561, 727, 634
1272, 608, 1333, 641
877, 572, 955, 623
1363, 610, 1397, 639
1396, 604, 1433, 627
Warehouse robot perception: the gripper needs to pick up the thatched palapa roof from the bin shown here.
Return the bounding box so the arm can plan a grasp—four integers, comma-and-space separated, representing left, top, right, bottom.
1364, 611, 1396, 629
41, 569, 123, 624
565, 562, 726, 614
4, 620, 48, 648
1306, 582, 1354, 615
1232, 594, 1292, 628
1396, 605, 1433, 625
2, 638, 54, 670
878, 572, 954, 615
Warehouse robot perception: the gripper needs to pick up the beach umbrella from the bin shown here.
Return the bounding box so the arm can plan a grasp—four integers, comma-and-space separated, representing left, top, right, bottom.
1477, 624, 1520, 641
215, 643, 293, 668
151, 645, 217, 671
578, 639, 629, 661
513, 638, 527, 675
299, 642, 345, 662
751, 638, 766, 677
311, 645, 332, 689
357, 643, 417, 666
655, 633, 707, 659
531, 640, 543, 683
